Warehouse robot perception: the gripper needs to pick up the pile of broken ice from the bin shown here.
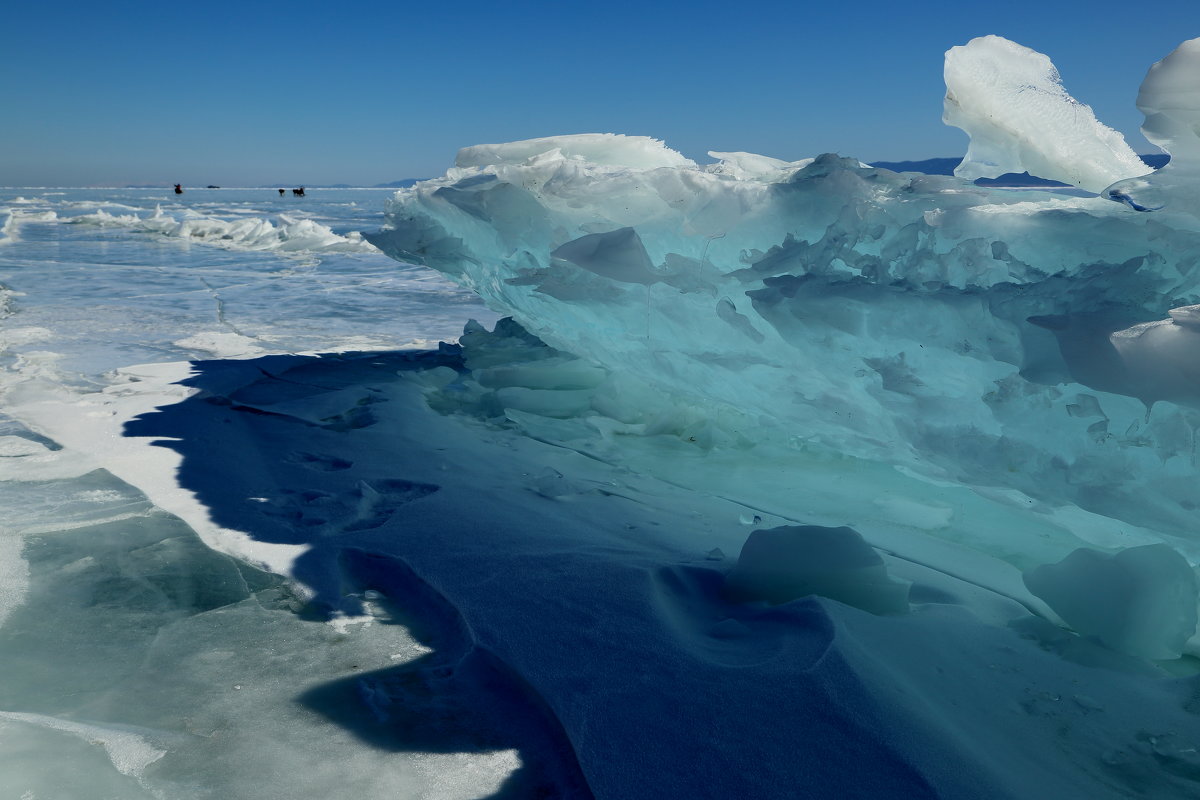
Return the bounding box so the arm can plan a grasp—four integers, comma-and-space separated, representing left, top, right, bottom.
369, 36, 1200, 663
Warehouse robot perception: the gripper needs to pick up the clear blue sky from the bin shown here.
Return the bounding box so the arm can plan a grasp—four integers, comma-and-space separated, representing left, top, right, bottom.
1, 0, 1194, 186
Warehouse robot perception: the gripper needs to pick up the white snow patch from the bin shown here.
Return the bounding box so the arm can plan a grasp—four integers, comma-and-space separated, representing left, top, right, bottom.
173, 332, 266, 359
4, 361, 306, 579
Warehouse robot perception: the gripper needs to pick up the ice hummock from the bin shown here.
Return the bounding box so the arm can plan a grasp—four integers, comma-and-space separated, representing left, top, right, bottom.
456, 133, 696, 170
69, 205, 379, 253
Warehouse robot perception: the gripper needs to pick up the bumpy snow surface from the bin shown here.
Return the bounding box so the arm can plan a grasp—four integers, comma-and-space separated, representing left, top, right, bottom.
2, 36, 1200, 800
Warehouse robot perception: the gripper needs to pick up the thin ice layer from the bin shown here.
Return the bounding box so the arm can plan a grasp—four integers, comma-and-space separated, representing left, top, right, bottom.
943, 35, 1149, 192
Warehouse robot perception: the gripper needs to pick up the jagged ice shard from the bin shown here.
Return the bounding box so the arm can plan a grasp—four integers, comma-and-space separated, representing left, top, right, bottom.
942, 35, 1151, 192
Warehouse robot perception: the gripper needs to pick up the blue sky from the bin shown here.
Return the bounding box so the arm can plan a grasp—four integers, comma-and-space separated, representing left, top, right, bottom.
1, 0, 1194, 186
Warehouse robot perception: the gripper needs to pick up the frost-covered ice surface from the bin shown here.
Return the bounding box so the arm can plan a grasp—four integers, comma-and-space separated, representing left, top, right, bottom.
6, 38, 1200, 800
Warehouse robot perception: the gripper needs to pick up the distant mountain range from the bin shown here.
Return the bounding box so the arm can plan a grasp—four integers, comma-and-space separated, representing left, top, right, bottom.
868, 154, 1169, 187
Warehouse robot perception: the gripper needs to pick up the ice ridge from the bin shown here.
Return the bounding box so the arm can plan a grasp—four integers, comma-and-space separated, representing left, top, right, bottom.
369, 35, 1200, 568
68, 206, 378, 254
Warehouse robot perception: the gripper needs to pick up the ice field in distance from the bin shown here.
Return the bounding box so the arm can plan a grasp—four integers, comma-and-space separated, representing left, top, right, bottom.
2, 34, 1200, 799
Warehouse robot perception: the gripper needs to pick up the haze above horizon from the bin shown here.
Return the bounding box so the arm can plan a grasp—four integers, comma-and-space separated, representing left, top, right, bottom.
2, 0, 1193, 187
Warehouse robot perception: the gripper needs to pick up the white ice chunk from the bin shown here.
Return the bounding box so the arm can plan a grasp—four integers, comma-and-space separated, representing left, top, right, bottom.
1023, 544, 1199, 660
725, 525, 910, 614
456, 133, 695, 170
1108, 310, 1200, 407
1104, 38, 1200, 214
67, 207, 377, 254
1138, 38, 1200, 164
0, 208, 57, 244
1038, 304, 1200, 408
706, 151, 814, 181
943, 35, 1149, 192
1167, 304, 1200, 328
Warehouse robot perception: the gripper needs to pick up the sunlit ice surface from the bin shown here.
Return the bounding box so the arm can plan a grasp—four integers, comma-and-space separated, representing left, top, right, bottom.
5, 37, 1200, 800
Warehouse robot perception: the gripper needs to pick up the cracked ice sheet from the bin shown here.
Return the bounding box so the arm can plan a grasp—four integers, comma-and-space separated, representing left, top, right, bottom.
0, 483, 521, 799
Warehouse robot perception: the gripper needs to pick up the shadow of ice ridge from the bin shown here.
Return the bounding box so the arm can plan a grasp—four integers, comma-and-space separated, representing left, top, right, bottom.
119, 338, 1200, 800
302, 548, 594, 798
115, 345, 973, 800
122, 347, 595, 798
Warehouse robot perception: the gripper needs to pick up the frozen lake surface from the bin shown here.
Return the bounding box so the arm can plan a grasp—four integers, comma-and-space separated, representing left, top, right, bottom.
4, 34, 1200, 796
0, 188, 496, 376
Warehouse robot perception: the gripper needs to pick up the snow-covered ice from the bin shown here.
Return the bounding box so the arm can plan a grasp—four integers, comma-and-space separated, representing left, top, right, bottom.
3, 36, 1200, 800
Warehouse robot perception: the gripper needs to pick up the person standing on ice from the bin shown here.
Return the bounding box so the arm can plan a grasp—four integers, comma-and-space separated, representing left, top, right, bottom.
174, 184, 183, 194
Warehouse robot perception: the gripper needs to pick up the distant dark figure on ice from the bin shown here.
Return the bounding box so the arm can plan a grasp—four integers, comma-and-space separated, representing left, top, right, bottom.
278, 188, 285, 196
174, 184, 183, 194
292, 187, 305, 197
